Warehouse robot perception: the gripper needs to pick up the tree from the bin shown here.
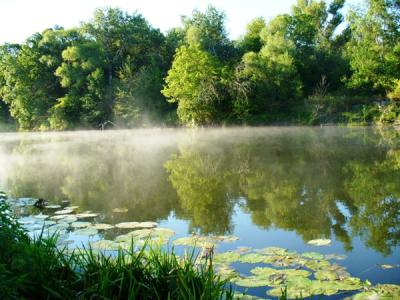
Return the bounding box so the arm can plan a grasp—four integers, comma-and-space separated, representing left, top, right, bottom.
83, 8, 166, 118
162, 44, 229, 125
0, 29, 80, 130
233, 15, 302, 121
237, 17, 267, 53
182, 5, 235, 61
52, 41, 107, 129
346, 0, 400, 95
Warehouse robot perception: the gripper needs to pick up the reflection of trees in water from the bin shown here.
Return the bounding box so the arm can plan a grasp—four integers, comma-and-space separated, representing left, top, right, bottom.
5, 136, 178, 222
344, 149, 400, 256
165, 128, 400, 255
3, 128, 400, 255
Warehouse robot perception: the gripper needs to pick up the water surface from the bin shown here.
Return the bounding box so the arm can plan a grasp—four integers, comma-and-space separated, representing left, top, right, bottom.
1, 127, 399, 298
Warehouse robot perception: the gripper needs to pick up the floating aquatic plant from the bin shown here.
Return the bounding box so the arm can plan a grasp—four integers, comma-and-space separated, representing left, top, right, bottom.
307, 238, 331, 246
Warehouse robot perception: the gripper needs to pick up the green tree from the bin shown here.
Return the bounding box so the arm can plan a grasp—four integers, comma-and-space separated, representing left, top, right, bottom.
233, 15, 302, 121
83, 8, 166, 122
52, 41, 107, 129
0, 29, 79, 129
237, 17, 267, 53
346, 0, 400, 95
162, 44, 229, 125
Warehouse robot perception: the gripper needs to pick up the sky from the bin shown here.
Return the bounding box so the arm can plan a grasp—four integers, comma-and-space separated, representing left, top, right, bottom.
0, 0, 363, 44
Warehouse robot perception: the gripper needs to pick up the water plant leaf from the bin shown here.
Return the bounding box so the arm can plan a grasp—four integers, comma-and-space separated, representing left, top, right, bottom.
255, 247, 288, 256
64, 206, 79, 210
380, 264, 395, 269
307, 239, 331, 246
50, 214, 75, 220
233, 292, 266, 299
215, 265, 239, 280
115, 221, 158, 229
239, 253, 267, 264
71, 221, 91, 229
173, 236, 215, 248
43, 220, 57, 226
45, 205, 62, 209
234, 246, 252, 254
57, 216, 78, 223
302, 252, 324, 260
214, 235, 239, 243
75, 213, 99, 219
32, 214, 49, 220
54, 209, 74, 215
303, 258, 331, 271
90, 223, 114, 230
324, 254, 347, 260
353, 284, 400, 300
74, 228, 98, 236
234, 276, 270, 287
90, 240, 122, 250
251, 267, 312, 279
314, 270, 338, 281
112, 208, 129, 213
213, 251, 241, 264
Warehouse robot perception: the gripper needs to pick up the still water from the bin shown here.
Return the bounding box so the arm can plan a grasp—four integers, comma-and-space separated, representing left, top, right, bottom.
0, 127, 399, 298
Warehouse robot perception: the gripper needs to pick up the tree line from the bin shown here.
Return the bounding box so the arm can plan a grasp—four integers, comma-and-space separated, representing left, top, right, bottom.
0, 0, 399, 130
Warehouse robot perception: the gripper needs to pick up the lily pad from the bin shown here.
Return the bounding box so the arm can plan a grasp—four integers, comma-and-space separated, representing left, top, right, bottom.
115, 221, 158, 229
54, 209, 74, 215
75, 213, 99, 219
213, 251, 241, 264
255, 247, 288, 256
90, 240, 122, 250
234, 276, 272, 288
45, 205, 62, 209
307, 239, 331, 246
233, 292, 265, 300
33, 214, 49, 220
74, 228, 98, 236
173, 236, 215, 248
57, 216, 78, 223
251, 267, 311, 279
216, 265, 239, 280
314, 270, 338, 281
234, 246, 252, 254
65, 206, 79, 210
239, 253, 267, 264
324, 254, 347, 260
71, 221, 91, 228
112, 208, 129, 213
43, 220, 57, 226
214, 235, 239, 243
353, 284, 400, 300
90, 223, 114, 230
50, 214, 75, 220
380, 264, 395, 269
302, 252, 324, 260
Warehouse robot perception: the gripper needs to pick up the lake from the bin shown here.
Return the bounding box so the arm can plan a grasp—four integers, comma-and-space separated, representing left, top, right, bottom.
1, 127, 399, 299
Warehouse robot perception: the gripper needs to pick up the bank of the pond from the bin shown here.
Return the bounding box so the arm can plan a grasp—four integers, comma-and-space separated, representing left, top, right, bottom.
2, 191, 400, 300
0, 198, 237, 300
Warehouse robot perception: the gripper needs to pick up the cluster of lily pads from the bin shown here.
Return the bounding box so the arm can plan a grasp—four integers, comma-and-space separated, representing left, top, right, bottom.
3, 193, 400, 300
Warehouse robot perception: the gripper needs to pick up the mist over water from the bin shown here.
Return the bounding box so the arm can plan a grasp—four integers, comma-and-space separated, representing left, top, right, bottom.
1, 127, 399, 294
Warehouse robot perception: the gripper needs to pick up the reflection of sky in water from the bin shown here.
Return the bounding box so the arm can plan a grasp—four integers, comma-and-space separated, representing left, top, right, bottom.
1, 127, 400, 298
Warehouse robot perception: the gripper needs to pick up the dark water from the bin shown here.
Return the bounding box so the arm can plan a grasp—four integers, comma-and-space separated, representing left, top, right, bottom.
1, 127, 399, 298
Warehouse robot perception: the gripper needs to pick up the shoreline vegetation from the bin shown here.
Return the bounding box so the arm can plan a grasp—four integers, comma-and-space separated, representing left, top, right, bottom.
0, 197, 236, 300
2, 190, 400, 299
0, 0, 399, 131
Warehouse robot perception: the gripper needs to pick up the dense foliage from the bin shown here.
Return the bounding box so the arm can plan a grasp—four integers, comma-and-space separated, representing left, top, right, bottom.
0, 1, 399, 129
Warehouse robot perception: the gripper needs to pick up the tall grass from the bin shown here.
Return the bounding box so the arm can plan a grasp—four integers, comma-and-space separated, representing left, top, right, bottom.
0, 199, 234, 300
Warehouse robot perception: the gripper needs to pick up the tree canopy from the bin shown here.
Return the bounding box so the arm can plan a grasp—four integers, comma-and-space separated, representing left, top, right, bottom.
0, 1, 399, 130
